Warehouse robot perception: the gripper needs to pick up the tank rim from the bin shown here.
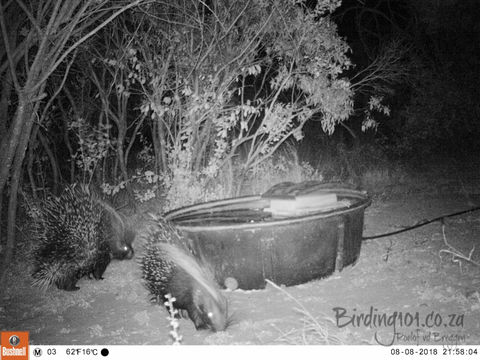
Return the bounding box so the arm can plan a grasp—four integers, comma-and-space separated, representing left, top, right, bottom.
164, 188, 371, 232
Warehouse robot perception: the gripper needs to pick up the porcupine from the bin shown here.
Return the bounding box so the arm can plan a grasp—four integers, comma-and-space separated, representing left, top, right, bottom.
140, 219, 228, 331
31, 184, 134, 291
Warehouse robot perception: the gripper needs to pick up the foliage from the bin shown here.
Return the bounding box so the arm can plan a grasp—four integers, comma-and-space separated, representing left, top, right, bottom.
333, 0, 415, 135
113, 0, 354, 207
240, 143, 322, 196
69, 117, 115, 184
164, 294, 182, 345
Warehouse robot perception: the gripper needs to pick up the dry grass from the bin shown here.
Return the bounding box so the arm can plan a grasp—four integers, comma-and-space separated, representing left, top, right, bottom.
266, 279, 344, 345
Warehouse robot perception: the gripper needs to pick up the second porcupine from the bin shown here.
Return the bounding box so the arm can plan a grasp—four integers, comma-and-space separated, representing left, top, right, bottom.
31, 184, 134, 291
140, 219, 228, 332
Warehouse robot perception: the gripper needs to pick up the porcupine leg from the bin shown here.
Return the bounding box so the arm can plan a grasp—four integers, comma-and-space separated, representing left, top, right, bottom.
179, 309, 189, 319
55, 275, 80, 291
92, 252, 111, 280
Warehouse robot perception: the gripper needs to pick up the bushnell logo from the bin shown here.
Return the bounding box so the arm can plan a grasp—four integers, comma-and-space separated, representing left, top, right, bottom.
1, 331, 29, 360
9, 335, 20, 347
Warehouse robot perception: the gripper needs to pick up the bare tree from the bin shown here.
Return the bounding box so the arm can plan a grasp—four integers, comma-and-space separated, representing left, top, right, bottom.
0, 0, 148, 285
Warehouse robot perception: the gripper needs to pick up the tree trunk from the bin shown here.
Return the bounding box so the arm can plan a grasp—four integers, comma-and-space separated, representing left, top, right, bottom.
38, 131, 60, 194
0, 94, 37, 285
0, 99, 31, 201
0, 97, 31, 251
158, 119, 168, 173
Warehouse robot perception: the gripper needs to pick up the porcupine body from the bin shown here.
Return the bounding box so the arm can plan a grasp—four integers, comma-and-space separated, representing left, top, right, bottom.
31, 184, 134, 291
140, 219, 228, 331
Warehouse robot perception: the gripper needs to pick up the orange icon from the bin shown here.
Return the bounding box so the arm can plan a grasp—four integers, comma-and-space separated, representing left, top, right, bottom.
1, 332, 29, 360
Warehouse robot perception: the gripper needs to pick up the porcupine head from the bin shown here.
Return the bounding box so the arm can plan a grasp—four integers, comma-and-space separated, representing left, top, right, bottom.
161, 243, 228, 331
190, 279, 228, 331
99, 202, 135, 260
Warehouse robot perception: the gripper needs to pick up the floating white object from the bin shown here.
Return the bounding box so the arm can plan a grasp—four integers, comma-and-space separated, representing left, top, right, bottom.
265, 192, 349, 216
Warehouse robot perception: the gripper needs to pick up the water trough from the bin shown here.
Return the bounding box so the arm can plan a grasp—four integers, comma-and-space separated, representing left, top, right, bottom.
165, 183, 371, 290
